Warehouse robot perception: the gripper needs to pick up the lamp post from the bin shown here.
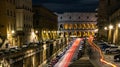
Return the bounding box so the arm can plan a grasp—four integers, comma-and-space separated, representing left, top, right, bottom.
104, 27, 108, 41
108, 25, 113, 43
11, 30, 15, 46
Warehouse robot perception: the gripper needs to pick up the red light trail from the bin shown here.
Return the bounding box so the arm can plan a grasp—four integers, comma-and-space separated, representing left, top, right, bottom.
55, 38, 81, 67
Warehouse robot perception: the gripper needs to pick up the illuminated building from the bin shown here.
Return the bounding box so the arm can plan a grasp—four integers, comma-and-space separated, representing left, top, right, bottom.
33, 5, 58, 66
0, 0, 16, 46
33, 5, 58, 41
98, 0, 120, 44
56, 12, 98, 37
109, 9, 120, 44
16, 0, 33, 46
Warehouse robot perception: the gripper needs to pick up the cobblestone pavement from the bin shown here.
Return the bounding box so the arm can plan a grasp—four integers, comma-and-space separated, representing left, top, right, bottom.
103, 53, 120, 67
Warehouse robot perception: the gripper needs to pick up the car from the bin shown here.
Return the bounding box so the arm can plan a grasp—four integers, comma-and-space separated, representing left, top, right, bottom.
21, 44, 28, 49
29, 43, 38, 47
99, 43, 111, 51
10, 46, 21, 51
9, 48, 18, 53
0, 51, 4, 56
3, 49, 10, 54
105, 46, 120, 54
114, 54, 120, 62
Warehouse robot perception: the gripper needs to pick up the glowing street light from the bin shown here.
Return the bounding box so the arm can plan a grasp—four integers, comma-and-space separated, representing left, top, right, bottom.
35, 30, 38, 34
48, 31, 50, 33
104, 27, 107, 30
118, 23, 120, 28
43, 31, 46, 33
11, 30, 15, 34
109, 25, 113, 29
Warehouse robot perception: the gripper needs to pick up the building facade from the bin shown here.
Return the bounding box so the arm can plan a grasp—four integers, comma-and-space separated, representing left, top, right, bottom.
0, 0, 16, 47
0, 1, 66, 67
16, 0, 33, 46
33, 5, 58, 41
98, 0, 120, 44
97, 0, 109, 39
109, 9, 120, 44
56, 12, 98, 37
33, 5, 59, 66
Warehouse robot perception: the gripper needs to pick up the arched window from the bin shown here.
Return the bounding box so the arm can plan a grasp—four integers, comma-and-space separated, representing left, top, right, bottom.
107, 0, 110, 5
60, 24, 63, 29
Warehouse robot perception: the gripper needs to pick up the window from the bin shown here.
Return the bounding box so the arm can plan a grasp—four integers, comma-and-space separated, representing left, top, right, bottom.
10, 0, 12, 3
87, 16, 89, 19
24, 15, 26, 20
10, 10, 12, 16
60, 16, 62, 19
95, 15, 98, 17
7, 0, 9, 2
60, 24, 63, 29
0, 10, 1, 15
69, 16, 71, 19
13, 0, 15, 4
107, 0, 111, 5
7, 9, 9, 16
14, 11, 15, 17
36, 20, 39, 25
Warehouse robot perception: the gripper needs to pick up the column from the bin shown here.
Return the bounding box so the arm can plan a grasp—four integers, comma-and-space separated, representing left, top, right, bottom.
113, 24, 118, 44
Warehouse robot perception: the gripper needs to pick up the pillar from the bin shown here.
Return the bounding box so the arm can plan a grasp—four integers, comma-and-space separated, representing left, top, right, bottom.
108, 29, 112, 43
113, 24, 118, 44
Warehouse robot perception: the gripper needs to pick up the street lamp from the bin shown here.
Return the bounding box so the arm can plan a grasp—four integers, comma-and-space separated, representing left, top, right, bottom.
35, 30, 38, 34
43, 31, 46, 33
109, 25, 113, 29
48, 31, 50, 33
118, 23, 120, 28
104, 27, 108, 30
11, 30, 15, 34
108, 25, 113, 43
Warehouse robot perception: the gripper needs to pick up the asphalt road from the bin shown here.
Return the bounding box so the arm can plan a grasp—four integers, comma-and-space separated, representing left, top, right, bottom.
69, 57, 94, 67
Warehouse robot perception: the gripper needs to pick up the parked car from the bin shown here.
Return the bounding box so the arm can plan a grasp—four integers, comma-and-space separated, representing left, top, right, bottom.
0, 51, 4, 56
21, 44, 29, 49
99, 43, 111, 51
105, 46, 120, 54
10, 46, 21, 51
2, 49, 10, 54
9, 48, 17, 53
114, 54, 120, 62
29, 43, 38, 47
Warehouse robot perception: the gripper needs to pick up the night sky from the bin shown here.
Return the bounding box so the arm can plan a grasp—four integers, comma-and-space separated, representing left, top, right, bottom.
32, 0, 99, 13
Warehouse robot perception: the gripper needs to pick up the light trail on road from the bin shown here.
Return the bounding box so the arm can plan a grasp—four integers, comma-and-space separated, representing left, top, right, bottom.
88, 36, 117, 67
55, 38, 81, 67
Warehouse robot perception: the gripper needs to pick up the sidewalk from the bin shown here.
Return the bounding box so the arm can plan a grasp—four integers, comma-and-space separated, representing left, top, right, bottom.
103, 53, 120, 67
